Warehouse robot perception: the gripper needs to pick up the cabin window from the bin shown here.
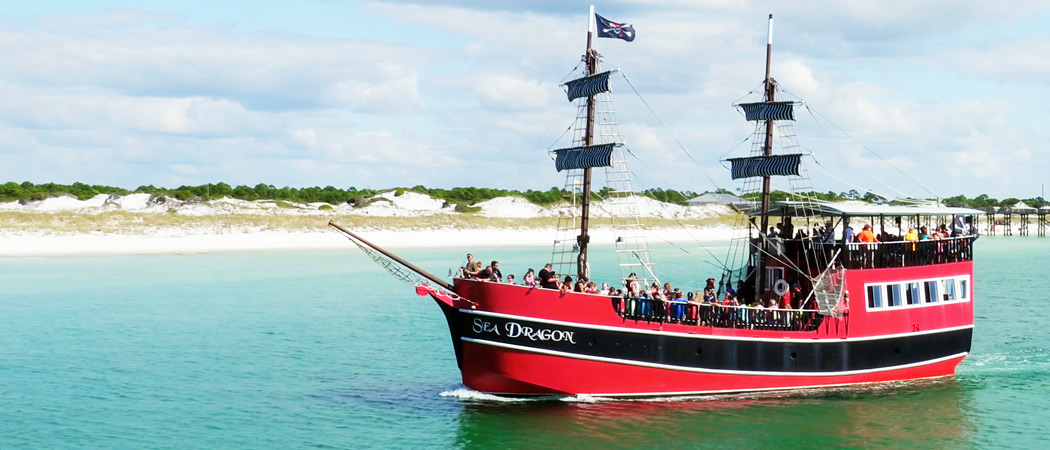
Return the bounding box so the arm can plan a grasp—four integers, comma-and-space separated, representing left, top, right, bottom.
942, 279, 957, 301
765, 267, 785, 292
906, 282, 923, 305
868, 276, 970, 312
887, 284, 903, 307
924, 281, 938, 304
867, 285, 884, 309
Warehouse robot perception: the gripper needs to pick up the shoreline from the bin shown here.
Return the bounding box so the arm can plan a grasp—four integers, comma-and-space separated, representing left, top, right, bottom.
0, 225, 740, 257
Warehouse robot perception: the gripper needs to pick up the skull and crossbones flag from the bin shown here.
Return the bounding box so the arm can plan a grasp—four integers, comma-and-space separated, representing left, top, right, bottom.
595, 13, 635, 42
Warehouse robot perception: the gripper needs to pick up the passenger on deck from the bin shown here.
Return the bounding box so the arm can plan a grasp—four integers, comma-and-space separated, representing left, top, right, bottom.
857, 225, 877, 243
575, 280, 586, 293
506, 274, 516, 285
461, 254, 480, 278
490, 261, 503, 283
904, 227, 918, 251
477, 265, 494, 281
703, 278, 717, 302
918, 226, 930, 240
538, 264, 558, 289
843, 225, 855, 243
782, 218, 794, 242
523, 268, 536, 287
600, 282, 611, 295
563, 276, 574, 292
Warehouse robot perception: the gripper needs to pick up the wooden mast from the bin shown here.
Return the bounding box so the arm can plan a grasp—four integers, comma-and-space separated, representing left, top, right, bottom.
577, 7, 597, 282
756, 13, 775, 301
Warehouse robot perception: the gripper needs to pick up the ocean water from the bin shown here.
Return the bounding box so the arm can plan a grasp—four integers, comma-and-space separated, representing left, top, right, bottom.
1, 237, 1048, 448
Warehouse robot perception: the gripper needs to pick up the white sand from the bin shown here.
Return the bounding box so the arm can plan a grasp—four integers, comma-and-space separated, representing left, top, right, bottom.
0, 191, 741, 257
0, 226, 738, 257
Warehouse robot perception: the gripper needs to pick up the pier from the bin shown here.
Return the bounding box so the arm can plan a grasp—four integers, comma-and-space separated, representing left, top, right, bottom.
981, 205, 1050, 237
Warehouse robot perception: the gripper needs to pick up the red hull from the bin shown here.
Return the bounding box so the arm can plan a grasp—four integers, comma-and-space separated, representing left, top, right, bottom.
419, 261, 974, 397
461, 341, 966, 397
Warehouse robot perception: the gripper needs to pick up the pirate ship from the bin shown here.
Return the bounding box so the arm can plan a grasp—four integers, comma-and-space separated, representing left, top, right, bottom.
331, 12, 978, 397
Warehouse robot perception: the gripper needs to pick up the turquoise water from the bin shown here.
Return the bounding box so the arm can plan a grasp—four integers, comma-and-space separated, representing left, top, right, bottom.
1, 238, 1048, 448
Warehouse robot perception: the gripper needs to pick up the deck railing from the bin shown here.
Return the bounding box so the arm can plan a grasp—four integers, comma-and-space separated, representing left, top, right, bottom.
838, 237, 974, 269
768, 236, 974, 270
612, 298, 825, 332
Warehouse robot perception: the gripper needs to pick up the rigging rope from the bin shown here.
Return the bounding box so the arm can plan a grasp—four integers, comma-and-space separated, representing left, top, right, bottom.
803, 104, 938, 199
619, 71, 722, 192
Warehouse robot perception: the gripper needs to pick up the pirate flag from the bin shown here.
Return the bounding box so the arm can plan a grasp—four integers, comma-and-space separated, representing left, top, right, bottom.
595, 13, 635, 42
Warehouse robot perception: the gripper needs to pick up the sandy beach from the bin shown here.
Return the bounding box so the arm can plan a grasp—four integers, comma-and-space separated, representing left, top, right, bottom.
0, 192, 740, 257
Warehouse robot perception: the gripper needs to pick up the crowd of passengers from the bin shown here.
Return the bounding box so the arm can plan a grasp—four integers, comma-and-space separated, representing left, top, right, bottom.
764, 215, 979, 246
457, 253, 816, 326
762, 215, 979, 270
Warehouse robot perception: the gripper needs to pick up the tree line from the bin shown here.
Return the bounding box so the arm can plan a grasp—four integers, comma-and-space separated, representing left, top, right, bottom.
0, 181, 698, 207
1, 181, 1044, 209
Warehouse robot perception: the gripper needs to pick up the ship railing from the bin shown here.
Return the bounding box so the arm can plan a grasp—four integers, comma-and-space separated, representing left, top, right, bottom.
611, 298, 824, 332
840, 236, 974, 269
793, 236, 974, 270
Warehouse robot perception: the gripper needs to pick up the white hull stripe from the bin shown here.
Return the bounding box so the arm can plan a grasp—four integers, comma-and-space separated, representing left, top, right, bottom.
460, 308, 973, 343
462, 336, 968, 378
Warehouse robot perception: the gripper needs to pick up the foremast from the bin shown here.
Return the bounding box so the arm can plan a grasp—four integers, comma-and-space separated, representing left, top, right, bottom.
551, 7, 653, 286
577, 18, 599, 282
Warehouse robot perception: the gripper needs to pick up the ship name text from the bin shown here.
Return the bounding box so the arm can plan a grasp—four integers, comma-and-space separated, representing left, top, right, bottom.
472, 318, 577, 344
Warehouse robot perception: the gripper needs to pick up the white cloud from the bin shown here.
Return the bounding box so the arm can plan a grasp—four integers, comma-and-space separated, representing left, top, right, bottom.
0, 2, 1046, 199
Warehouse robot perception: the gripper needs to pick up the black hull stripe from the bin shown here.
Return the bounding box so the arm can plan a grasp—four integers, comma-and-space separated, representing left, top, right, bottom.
463, 337, 967, 377
461, 312, 972, 374
462, 309, 974, 343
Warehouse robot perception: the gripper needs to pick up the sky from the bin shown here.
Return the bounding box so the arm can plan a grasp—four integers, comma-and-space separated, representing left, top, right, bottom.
1, 0, 1048, 200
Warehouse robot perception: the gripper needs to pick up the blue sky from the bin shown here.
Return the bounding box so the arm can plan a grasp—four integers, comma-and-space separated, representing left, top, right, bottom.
1, 0, 1048, 200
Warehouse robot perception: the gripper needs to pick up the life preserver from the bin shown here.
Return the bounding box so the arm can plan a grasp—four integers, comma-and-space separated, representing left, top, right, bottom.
773, 279, 790, 297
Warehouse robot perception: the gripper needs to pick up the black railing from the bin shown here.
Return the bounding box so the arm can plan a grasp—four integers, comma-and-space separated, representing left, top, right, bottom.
837, 237, 974, 270
766, 236, 974, 271
611, 298, 824, 332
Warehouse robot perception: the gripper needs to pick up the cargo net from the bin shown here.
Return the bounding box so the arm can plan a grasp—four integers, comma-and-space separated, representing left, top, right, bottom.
345, 236, 428, 287
810, 265, 847, 318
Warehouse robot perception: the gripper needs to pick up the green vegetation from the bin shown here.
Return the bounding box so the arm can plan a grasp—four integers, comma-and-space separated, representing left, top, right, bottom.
2, 181, 1044, 210
0, 182, 699, 207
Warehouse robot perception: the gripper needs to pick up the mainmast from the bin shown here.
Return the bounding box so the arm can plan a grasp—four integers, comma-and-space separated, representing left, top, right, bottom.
757, 13, 775, 300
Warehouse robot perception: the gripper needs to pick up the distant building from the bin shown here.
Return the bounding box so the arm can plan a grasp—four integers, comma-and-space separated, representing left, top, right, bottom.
687, 193, 750, 211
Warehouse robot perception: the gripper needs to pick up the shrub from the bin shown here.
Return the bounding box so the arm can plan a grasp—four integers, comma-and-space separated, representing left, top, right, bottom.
318, 204, 334, 211
394, 188, 405, 197
454, 203, 481, 213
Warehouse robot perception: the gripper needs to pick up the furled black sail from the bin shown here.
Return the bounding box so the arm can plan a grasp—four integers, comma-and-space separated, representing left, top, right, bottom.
553, 143, 618, 171
564, 71, 613, 102
726, 153, 803, 179
738, 101, 796, 121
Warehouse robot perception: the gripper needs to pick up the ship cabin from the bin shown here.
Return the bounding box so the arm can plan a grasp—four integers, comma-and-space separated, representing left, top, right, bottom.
739, 201, 981, 333
615, 201, 981, 334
